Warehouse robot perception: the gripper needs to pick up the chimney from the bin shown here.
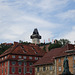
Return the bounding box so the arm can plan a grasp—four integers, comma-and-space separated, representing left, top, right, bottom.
13, 42, 18, 46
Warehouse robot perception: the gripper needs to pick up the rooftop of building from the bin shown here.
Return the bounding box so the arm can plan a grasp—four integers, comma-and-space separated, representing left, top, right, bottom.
0, 42, 46, 58
34, 44, 75, 66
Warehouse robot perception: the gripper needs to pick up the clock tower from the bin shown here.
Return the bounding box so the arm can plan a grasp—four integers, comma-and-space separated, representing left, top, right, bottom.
30, 28, 41, 44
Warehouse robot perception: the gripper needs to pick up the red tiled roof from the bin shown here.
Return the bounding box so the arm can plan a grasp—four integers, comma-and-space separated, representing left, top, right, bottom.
34, 44, 75, 66
0, 42, 45, 58
1, 43, 13, 45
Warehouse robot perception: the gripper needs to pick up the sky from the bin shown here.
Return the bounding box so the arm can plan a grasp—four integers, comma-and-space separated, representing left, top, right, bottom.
0, 0, 75, 44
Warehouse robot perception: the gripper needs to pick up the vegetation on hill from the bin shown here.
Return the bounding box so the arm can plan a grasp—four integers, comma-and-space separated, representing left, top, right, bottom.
19, 40, 31, 45
43, 45, 46, 51
0, 44, 13, 55
39, 39, 71, 51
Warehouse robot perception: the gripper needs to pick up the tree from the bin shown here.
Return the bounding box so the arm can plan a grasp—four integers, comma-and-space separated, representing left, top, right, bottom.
0, 44, 13, 55
48, 43, 62, 51
48, 39, 70, 51
43, 45, 46, 52
59, 39, 70, 46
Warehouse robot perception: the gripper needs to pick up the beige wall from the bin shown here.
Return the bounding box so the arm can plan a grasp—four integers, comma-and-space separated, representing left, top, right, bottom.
35, 64, 55, 75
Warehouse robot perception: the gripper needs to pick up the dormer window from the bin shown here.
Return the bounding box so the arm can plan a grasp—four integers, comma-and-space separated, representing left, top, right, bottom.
12, 55, 15, 58
35, 51, 38, 54
18, 56, 22, 59
21, 46, 26, 53
23, 50, 26, 53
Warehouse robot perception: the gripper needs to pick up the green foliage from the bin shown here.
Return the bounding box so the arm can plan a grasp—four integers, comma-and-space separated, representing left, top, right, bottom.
20, 41, 31, 45
43, 45, 46, 52
48, 39, 70, 51
59, 39, 70, 46
38, 42, 51, 46
48, 43, 62, 51
19, 40, 31, 45
0, 44, 13, 55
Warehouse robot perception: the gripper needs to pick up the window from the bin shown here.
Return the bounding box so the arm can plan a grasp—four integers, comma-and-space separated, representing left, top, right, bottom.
12, 67, 15, 73
2, 63, 3, 66
37, 67, 39, 72
29, 57, 32, 59
59, 67, 61, 71
24, 67, 26, 74
35, 57, 38, 60
5, 62, 6, 66
12, 61, 16, 65
18, 68, 22, 73
2, 69, 3, 74
23, 56, 26, 59
5, 68, 6, 74
18, 61, 22, 65
5, 56, 7, 59
59, 58, 61, 63
12, 55, 15, 58
2, 57, 3, 60
50, 66, 52, 70
74, 56, 75, 60
24, 62, 27, 66
30, 68, 32, 74
74, 64, 75, 69
29, 62, 33, 66
43, 66, 45, 71
19, 56, 22, 59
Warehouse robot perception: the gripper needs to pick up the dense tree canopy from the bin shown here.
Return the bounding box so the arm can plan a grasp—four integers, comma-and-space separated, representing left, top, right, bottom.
0, 44, 13, 55
48, 39, 70, 51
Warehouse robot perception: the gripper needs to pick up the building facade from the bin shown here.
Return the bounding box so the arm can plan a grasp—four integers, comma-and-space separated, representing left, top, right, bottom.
35, 64, 55, 75
55, 44, 75, 75
55, 56, 74, 75
34, 44, 75, 75
0, 42, 45, 75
